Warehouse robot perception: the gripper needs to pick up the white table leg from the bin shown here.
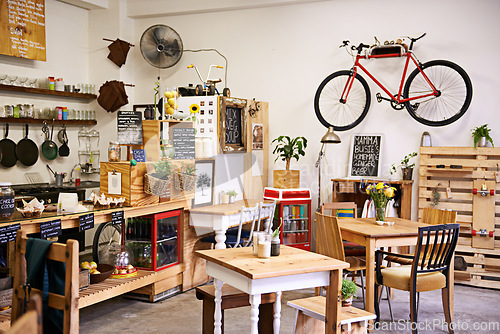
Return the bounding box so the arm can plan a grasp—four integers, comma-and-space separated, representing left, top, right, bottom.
214, 229, 227, 249
274, 291, 282, 334
214, 279, 224, 334
250, 294, 261, 334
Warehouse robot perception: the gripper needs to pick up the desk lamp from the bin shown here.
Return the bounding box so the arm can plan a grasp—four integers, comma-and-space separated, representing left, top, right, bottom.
315, 127, 341, 211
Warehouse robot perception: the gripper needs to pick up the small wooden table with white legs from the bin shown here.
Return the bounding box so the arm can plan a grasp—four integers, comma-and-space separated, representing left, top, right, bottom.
195, 245, 349, 334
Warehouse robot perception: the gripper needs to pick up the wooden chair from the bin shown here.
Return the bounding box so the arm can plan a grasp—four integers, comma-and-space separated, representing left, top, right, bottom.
315, 213, 366, 306
11, 230, 79, 334
374, 223, 460, 334
6, 294, 42, 334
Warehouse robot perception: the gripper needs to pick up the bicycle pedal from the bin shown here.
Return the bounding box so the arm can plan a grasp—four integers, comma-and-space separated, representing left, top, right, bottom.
376, 93, 382, 103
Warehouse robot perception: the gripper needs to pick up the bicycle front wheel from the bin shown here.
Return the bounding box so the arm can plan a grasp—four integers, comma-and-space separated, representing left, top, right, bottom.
403, 60, 472, 126
314, 70, 371, 131
92, 221, 122, 263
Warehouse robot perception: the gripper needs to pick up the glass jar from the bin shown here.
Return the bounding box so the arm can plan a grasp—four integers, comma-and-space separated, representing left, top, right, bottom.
108, 141, 120, 162
24, 104, 34, 118
4, 105, 13, 118
160, 140, 175, 160
0, 182, 15, 219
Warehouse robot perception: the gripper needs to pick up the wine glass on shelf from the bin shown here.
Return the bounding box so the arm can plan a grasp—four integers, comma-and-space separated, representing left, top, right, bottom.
0, 74, 7, 85
6, 75, 17, 85
16, 77, 28, 87
26, 78, 37, 88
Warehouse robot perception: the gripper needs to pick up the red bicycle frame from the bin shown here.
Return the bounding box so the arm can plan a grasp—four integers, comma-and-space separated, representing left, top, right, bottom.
342, 51, 439, 104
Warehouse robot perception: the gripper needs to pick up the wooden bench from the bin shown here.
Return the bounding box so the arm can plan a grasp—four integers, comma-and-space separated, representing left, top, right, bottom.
195, 284, 276, 334
287, 296, 375, 334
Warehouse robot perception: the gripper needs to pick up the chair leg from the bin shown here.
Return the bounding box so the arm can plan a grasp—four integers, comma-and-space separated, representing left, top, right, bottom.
360, 270, 365, 310
442, 287, 454, 334
385, 287, 394, 322
410, 288, 418, 334
374, 283, 381, 323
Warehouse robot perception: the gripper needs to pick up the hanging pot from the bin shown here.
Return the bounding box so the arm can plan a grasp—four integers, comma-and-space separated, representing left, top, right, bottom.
0, 124, 17, 167
58, 126, 70, 157
16, 124, 39, 166
41, 121, 58, 160
402, 167, 413, 181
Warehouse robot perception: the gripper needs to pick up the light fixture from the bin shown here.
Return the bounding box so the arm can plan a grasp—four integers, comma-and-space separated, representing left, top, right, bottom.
315, 127, 341, 211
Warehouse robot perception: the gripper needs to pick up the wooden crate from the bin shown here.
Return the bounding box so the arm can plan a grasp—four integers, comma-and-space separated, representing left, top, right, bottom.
418, 146, 500, 289
273, 170, 300, 189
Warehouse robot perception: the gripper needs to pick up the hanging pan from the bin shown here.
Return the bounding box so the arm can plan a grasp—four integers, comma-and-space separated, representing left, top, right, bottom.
41, 121, 58, 160
16, 124, 39, 166
0, 124, 17, 167
58, 125, 70, 157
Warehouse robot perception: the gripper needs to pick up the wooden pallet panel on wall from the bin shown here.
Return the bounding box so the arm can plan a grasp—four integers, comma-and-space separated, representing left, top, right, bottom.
418, 147, 500, 289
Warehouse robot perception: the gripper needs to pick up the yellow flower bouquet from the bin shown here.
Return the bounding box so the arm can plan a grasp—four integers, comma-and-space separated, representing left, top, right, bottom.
365, 182, 396, 221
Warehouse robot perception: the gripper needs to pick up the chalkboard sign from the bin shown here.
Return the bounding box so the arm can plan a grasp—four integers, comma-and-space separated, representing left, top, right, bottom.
112, 211, 124, 226
133, 149, 146, 162
219, 97, 247, 152
79, 213, 94, 232
173, 128, 195, 159
348, 134, 383, 178
0, 223, 20, 244
40, 219, 62, 239
117, 111, 143, 145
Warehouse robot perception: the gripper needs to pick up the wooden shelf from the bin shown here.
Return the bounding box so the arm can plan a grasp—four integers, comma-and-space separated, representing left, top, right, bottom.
0, 117, 96, 125
0, 83, 97, 101
426, 167, 474, 173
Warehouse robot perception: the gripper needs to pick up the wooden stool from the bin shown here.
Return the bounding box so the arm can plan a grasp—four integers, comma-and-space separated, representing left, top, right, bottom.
287, 296, 375, 334
195, 284, 276, 334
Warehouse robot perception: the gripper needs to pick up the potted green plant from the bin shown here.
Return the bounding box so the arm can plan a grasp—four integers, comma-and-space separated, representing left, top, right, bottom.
174, 162, 197, 192
471, 124, 494, 148
272, 136, 307, 188
144, 160, 173, 197
341, 278, 358, 307
227, 190, 237, 203
390, 152, 418, 180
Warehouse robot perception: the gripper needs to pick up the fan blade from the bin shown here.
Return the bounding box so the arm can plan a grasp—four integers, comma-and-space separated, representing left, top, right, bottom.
152, 25, 167, 44
140, 24, 183, 68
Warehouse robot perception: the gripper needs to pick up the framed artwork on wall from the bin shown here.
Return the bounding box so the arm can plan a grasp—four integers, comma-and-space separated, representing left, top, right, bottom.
219, 97, 247, 153
192, 159, 215, 207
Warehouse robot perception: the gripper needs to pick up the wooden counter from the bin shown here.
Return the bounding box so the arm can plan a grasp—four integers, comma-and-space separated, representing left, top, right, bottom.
189, 199, 261, 215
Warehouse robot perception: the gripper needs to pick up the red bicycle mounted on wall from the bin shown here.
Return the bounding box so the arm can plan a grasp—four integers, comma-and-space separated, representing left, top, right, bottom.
314, 33, 473, 131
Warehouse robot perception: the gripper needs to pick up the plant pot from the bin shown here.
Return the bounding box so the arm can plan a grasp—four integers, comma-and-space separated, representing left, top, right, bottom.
341, 296, 353, 307
144, 173, 171, 197
173, 172, 197, 191
221, 193, 229, 204
402, 167, 413, 180
229, 195, 236, 204
478, 136, 487, 147
273, 170, 300, 189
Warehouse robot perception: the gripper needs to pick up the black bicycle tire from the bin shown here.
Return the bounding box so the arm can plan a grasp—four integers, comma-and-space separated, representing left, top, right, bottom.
403, 60, 472, 126
92, 221, 122, 263
314, 70, 371, 131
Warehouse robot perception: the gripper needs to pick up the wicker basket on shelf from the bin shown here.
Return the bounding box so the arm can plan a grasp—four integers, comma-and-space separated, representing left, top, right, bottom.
173, 172, 197, 192
144, 173, 171, 197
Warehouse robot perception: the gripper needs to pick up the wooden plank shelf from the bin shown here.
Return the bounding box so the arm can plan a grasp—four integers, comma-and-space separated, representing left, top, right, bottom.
0, 84, 96, 101
0, 117, 96, 126
418, 146, 500, 290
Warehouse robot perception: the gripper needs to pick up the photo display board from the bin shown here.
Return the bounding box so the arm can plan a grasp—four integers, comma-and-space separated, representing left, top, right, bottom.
0, 0, 46, 61
348, 134, 383, 177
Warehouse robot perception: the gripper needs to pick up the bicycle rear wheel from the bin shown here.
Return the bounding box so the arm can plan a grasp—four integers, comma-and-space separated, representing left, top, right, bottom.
403, 60, 472, 126
92, 221, 122, 263
314, 70, 371, 131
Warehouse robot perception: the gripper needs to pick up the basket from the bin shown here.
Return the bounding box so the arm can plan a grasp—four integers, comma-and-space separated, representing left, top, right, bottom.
173, 172, 197, 191
144, 173, 171, 197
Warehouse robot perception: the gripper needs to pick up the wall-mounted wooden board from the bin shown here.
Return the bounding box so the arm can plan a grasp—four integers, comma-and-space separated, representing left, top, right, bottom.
0, 0, 46, 61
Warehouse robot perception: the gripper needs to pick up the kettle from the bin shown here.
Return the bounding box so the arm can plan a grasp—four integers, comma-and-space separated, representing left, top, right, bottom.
47, 165, 66, 186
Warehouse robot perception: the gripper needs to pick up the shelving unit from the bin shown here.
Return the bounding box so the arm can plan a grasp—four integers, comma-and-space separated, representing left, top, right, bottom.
0, 83, 97, 101
0, 117, 96, 125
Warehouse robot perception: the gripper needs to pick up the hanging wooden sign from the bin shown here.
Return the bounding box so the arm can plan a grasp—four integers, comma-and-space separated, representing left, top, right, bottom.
0, 0, 47, 61
219, 97, 247, 153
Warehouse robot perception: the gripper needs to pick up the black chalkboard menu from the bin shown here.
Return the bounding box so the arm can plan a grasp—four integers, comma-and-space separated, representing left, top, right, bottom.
40, 219, 62, 239
117, 111, 143, 145
173, 128, 195, 159
79, 213, 94, 232
225, 107, 242, 145
112, 210, 124, 226
0, 223, 20, 244
349, 134, 383, 177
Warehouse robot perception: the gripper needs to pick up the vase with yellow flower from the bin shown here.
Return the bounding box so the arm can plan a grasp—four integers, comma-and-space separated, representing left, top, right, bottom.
365, 182, 396, 222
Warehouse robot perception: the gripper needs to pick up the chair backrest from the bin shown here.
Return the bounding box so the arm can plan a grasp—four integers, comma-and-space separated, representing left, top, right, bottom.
11, 230, 79, 334
234, 204, 260, 248
316, 212, 345, 262
412, 224, 460, 275
321, 202, 357, 219
257, 200, 277, 233
7, 294, 42, 334
421, 208, 457, 225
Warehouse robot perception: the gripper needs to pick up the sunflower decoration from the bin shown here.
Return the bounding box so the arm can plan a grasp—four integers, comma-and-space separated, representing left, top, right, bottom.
189, 103, 200, 114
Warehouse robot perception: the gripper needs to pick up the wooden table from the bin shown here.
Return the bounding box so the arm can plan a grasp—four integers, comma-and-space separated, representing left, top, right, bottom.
337, 217, 440, 315
196, 245, 349, 334
189, 199, 261, 249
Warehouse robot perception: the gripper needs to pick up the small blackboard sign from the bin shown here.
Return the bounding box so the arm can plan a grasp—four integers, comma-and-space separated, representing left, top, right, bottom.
112, 210, 124, 226
40, 219, 62, 239
348, 134, 383, 177
133, 149, 146, 162
225, 107, 242, 145
117, 111, 143, 145
173, 128, 195, 159
79, 213, 94, 232
0, 223, 20, 244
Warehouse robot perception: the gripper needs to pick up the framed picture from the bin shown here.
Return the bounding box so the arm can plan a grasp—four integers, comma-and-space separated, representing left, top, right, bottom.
192, 159, 215, 207
348, 133, 383, 178
219, 97, 247, 153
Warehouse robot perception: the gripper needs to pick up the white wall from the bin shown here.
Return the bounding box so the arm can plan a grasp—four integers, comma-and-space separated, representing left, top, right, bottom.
1, 0, 499, 222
